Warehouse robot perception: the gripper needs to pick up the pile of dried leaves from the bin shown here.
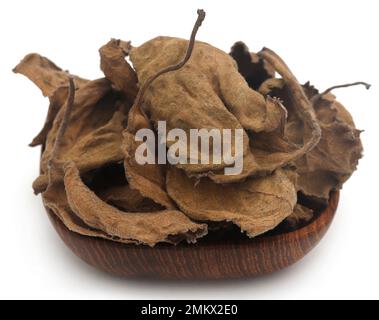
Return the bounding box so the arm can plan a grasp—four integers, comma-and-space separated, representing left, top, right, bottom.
14, 10, 367, 247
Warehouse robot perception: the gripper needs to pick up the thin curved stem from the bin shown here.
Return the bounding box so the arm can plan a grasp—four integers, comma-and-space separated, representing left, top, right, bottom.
50, 75, 75, 163
321, 81, 371, 96
310, 81, 371, 104
258, 48, 321, 160
133, 9, 206, 113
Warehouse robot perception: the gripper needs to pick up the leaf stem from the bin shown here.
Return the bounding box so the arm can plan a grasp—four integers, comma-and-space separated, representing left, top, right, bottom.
320, 81, 371, 96
50, 75, 75, 163
133, 9, 206, 114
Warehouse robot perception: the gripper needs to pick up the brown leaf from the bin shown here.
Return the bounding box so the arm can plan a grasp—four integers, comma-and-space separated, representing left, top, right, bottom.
83, 161, 163, 212
98, 185, 162, 212
13, 53, 87, 97
43, 180, 116, 242
259, 78, 363, 200
230, 41, 275, 90
99, 44, 174, 208
33, 79, 127, 194
43, 159, 165, 243
99, 39, 138, 100
123, 104, 177, 209
29, 86, 69, 147
167, 167, 296, 237
296, 93, 363, 199
64, 162, 207, 246
203, 48, 322, 183
285, 204, 314, 229
129, 37, 285, 175
13, 54, 89, 146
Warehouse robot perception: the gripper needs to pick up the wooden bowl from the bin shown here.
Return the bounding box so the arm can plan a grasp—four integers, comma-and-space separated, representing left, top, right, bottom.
47, 192, 339, 279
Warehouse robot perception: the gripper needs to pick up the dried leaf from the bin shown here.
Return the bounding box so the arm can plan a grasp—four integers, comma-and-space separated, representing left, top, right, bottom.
259, 78, 305, 144
29, 86, 70, 147
43, 180, 116, 242
13, 54, 89, 146
13, 53, 87, 97
123, 118, 177, 209
64, 162, 207, 246
99, 39, 138, 100
42, 113, 118, 242
98, 185, 162, 212
99, 41, 174, 208
129, 37, 286, 175
83, 161, 163, 212
167, 167, 296, 237
44, 159, 165, 243
296, 93, 363, 199
230, 41, 275, 90
202, 48, 321, 183
33, 79, 127, 194
285, 204, 314, 229
259, 78, 363, 200
18, 9, 366, 246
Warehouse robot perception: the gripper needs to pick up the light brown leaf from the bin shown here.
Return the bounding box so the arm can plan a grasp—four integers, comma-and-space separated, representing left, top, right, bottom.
64, 162, 207, 246
129, 37, 285, 175
83, 161, 163, 212
13, 53, 87, 97
296, 93, 363, 199
202, 48, 322, 183
122, 101, 177, 209
43, 180, 117, 242
13, 54, 89, 146
167, 167, 296, 237
259, 78, 363, 200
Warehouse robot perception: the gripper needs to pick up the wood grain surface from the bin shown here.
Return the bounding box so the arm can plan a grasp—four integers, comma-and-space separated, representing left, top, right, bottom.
47, 191, 339, 279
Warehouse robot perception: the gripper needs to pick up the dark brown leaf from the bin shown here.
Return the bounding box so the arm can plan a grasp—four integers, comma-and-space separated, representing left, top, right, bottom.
230, 41, 275, 90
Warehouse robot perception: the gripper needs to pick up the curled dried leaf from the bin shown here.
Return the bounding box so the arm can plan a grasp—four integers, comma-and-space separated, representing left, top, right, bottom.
98, 185, 162, 212
203, 48, 321, 183
29, 86, 70, 147
123, 121, 176, 209
167, 167, 296, 237
33, 79, 127, 194
13, 54, 89, 146
18, 9, 366, 246
129, 37, 285, 175
43, 180, 116, 242
99, 38, 138, 100
258, 48, 321, 157
13, 53, 87, 97
42, 93, 118, 242
296, 92, 363, 199
82, 162, 163, 212
259, 78, 364, 200
230, 41, 275, 90
131, 37, 285, 133
64, 162, 207, 246
285, 204, 314, 229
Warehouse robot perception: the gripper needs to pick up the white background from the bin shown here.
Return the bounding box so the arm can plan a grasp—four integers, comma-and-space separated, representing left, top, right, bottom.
0, 0, 378, 300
